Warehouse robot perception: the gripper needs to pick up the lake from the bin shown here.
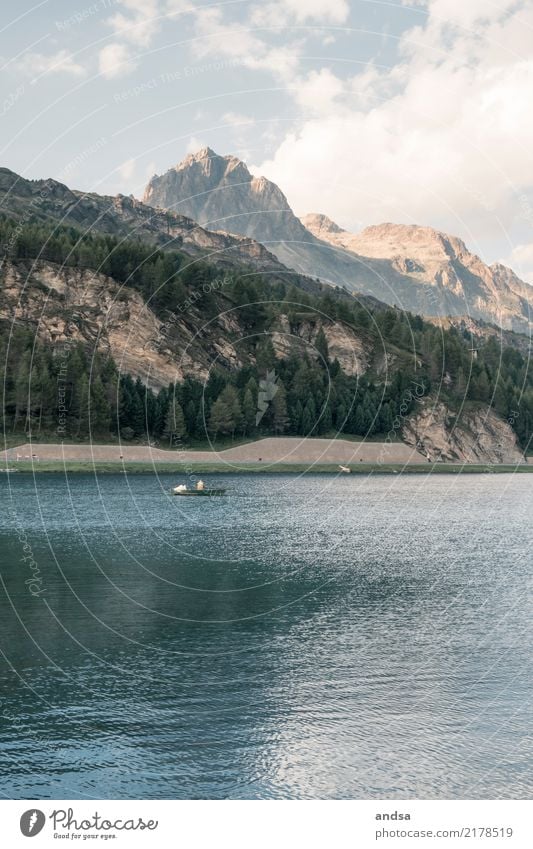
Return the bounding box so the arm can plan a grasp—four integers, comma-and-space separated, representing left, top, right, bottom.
0, 471, 531, 799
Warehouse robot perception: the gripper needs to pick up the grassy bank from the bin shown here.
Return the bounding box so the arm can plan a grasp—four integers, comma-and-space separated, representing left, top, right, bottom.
2, 461, 532, 475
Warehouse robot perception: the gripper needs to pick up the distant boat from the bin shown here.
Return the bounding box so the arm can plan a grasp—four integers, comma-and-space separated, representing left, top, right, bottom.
172, 487, 226, 496
172, 481, 226, 496
339, 465, 351, 473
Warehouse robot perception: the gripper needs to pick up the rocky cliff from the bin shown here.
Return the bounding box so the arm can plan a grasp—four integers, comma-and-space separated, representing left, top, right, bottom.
0, 259, 372, 389
402, 401, 525, 464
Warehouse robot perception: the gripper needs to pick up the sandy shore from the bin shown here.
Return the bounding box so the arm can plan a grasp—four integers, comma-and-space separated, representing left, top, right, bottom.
2, 437, 428, 466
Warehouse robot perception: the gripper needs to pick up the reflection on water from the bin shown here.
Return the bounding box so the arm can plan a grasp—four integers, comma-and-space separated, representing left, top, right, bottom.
0, 472, 531, 799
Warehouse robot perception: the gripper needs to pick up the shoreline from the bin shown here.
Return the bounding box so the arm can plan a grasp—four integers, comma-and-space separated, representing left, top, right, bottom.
2, 438, 530, 475
2, 461, 532, 475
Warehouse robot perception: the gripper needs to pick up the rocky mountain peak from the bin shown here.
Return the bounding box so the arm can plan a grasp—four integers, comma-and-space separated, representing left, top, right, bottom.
301, 213, 345, 236
143, 147, 307, 241
142, 148, 533, 332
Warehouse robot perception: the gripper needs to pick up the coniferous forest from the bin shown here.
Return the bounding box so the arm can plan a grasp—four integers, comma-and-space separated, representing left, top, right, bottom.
1, 214, 532, 450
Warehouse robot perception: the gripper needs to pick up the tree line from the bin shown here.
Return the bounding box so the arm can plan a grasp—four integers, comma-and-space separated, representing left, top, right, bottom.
0, 214, 532, 449
1, 321, 532, 450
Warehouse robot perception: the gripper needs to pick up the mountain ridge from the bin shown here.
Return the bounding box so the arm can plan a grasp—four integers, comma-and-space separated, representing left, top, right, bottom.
142, 148, 533, 333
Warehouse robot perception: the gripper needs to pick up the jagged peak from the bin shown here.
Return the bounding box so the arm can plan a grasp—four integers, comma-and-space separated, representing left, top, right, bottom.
181, 145, 216, 163
359, 222, 445, 239
301, 213, 345, 235
356, 222, 470, 256
174, 146, 249, 173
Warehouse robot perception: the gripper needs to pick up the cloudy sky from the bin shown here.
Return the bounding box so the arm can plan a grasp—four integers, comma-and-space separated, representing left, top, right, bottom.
2, 0, 533, 278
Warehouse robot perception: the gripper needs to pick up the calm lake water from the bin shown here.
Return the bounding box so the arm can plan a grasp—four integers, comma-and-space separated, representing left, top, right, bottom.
0, 472, 531, 800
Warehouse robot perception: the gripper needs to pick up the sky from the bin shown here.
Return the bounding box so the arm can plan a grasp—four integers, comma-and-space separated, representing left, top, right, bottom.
2, 0, 533, 280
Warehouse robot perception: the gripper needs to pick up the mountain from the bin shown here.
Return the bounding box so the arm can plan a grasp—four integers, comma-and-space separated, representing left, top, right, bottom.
142, 148, 410, 296
1, 179, 531, 462
1, 254, 527, 463
302, 217, 533, 334
0, 166, 296, 281
142, 148, 533, 332
143, 147, 310, 244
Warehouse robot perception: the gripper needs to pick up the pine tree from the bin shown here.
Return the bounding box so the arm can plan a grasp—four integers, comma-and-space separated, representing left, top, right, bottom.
185, 399, 197, 437
209, 385, 242, 437
163, 398, 186, 445
90, 376, 111, 434
256, 338, 276, 371
14, 349, 31, 430
272, 382, 289, 433
301, 397, 316, 435
242, 388, 256, 434
315, 327, 329, 366
477, 369, 491, 403
77, 373, 90, 437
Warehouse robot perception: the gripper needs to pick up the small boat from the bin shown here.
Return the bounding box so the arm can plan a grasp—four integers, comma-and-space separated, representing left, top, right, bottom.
172, 481, 226, 496
173, 488, 226, 496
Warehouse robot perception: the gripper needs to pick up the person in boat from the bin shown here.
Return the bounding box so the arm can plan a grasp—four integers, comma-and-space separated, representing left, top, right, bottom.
174, 484, 187, 492
196, 480, 205, 491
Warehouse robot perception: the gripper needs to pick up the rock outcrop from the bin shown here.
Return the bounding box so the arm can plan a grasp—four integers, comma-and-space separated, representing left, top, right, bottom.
0, 260, 234, 388
0, 259, 371, 389
402, 401, 525, 464
270, 314, 368, 376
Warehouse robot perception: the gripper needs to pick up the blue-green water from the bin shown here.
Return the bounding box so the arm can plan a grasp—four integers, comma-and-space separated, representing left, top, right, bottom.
0, 472, 531, 799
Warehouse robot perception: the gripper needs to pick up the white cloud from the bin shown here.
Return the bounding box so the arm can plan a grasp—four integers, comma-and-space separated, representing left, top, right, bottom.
221, 111, 254, 127
292, 68, 345, 115
106, 0, 161, 47
186, 135, 207, 153
99, 43, 136, 78
118, 157, 136, 179
17, 50, 86, 78
251, 0, 349, 26
252, 0, 533, 246
417, 0, 519, 29
501, 243, 533, 284
189, 6, 302, 82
